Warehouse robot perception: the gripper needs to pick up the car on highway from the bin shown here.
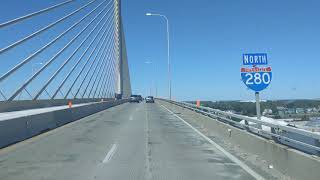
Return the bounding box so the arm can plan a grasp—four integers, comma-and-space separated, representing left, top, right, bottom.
137, 95, 143, 102
145, 96, 155, 103
129, 95, 140, 103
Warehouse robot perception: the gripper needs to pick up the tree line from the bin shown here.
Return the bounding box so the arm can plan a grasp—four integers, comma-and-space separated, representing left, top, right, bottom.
188, 100, 320, 117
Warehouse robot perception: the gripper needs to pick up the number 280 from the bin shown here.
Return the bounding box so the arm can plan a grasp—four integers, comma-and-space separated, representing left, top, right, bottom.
245, 73, 271, 85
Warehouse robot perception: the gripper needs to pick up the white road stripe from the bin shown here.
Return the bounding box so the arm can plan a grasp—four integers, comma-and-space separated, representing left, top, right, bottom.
129, 115, 133, 121
102, 143, 118, 163
160, 104, 265, 180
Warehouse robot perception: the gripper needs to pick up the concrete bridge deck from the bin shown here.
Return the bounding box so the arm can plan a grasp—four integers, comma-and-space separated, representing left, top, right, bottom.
0, 101, 261, 180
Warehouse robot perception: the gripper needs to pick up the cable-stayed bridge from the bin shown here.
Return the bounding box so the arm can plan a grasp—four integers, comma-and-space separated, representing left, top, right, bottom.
0, 1, 319, 180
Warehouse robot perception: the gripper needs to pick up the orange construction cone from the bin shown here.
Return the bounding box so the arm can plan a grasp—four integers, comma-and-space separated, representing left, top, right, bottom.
68, 101, 72, 108
196, 100, 200, 108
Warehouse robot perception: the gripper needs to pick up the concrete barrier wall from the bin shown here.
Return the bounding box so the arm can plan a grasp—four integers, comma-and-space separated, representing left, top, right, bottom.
161, 100, 320, 180
0, 100, 126, 148
0, 98, 112, 113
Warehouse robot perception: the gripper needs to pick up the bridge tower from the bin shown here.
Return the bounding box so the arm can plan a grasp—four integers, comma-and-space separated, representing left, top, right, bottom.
114, 0, 131, 99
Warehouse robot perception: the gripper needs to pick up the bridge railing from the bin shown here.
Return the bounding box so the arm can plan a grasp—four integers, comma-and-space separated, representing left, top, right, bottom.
162, 99, 320, 155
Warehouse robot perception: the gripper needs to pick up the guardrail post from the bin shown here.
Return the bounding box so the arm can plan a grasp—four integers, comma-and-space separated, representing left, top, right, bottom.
244, 120, 250, 131
316, 139, 320, 156
271, 127, 279, 142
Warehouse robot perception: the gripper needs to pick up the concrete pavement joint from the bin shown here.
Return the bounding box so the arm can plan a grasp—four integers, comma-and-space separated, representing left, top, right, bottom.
159, 103, 265, 180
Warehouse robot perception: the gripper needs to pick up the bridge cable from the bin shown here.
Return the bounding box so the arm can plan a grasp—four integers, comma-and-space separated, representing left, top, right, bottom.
7, 1, 112, 101
72, 23, 115, 99
101, 47, 116, 98
101, 42, 117, 98
92, 56, 111, 98
33, 3, 113, 100
90, 29, 117, 98
97, 47, 116, 98
56, 9, 114, 99
0, 0, 74, 28
93, 44, 116, 98
87, 34, 115, 98
0, 90, 7, 101
74, 27, 115, 98
0, 0, 102, 84
81, 34, 115, 98
0, 0, 97, 55
101, 8, 119, 98
63, 18, 113, 99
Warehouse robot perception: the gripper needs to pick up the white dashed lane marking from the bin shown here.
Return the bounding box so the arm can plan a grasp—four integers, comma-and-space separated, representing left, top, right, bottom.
102, 143, 118, 164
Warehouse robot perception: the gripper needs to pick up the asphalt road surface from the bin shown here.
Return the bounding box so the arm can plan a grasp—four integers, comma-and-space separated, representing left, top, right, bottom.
0, 101, 258, 180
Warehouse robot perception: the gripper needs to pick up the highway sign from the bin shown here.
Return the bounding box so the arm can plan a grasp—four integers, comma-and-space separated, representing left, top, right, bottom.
241, 54, 272, 92
241, 54, 271, 119
243, 53, 268, 66
241, 68, 272, 92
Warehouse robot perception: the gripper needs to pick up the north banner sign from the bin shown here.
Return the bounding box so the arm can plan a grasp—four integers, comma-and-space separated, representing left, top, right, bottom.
243, 53, 268, 66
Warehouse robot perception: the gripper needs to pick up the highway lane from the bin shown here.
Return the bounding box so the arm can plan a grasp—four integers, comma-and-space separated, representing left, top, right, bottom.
0, 101, 257, 180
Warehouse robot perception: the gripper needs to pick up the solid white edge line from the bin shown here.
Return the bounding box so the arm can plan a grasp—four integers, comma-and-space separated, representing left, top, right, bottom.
102, 143, 118, 163
160, 104, 265, 180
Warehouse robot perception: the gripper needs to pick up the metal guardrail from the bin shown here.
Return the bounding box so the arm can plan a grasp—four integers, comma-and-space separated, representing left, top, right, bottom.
162, 99, 320, 155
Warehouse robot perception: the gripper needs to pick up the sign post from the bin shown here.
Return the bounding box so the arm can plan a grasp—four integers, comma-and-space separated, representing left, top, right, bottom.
255, 92, 261, 119
241, 53, 272, 120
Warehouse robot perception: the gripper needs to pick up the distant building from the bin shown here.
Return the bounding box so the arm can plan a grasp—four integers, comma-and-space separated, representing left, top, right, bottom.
278, 111, 285, 117
296, 108, 305, 114
287, 108, 296, 114
277, 106, 287, 111
309, 117, 320, 121
277, 106, 287, 117
306, 108, 314, 113
226, 110, 236, 114
263, 109, 273, 115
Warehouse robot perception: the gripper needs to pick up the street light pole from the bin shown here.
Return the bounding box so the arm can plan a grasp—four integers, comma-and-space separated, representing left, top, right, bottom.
146, 13, 171, 100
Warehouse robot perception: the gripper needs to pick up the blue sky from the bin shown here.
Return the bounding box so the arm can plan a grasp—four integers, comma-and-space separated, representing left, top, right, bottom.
123, 0, 320, 101
0, 0, 319, 101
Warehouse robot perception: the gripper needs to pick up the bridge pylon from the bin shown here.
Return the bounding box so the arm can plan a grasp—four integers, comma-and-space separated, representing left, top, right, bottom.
114, 0, 131, 99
